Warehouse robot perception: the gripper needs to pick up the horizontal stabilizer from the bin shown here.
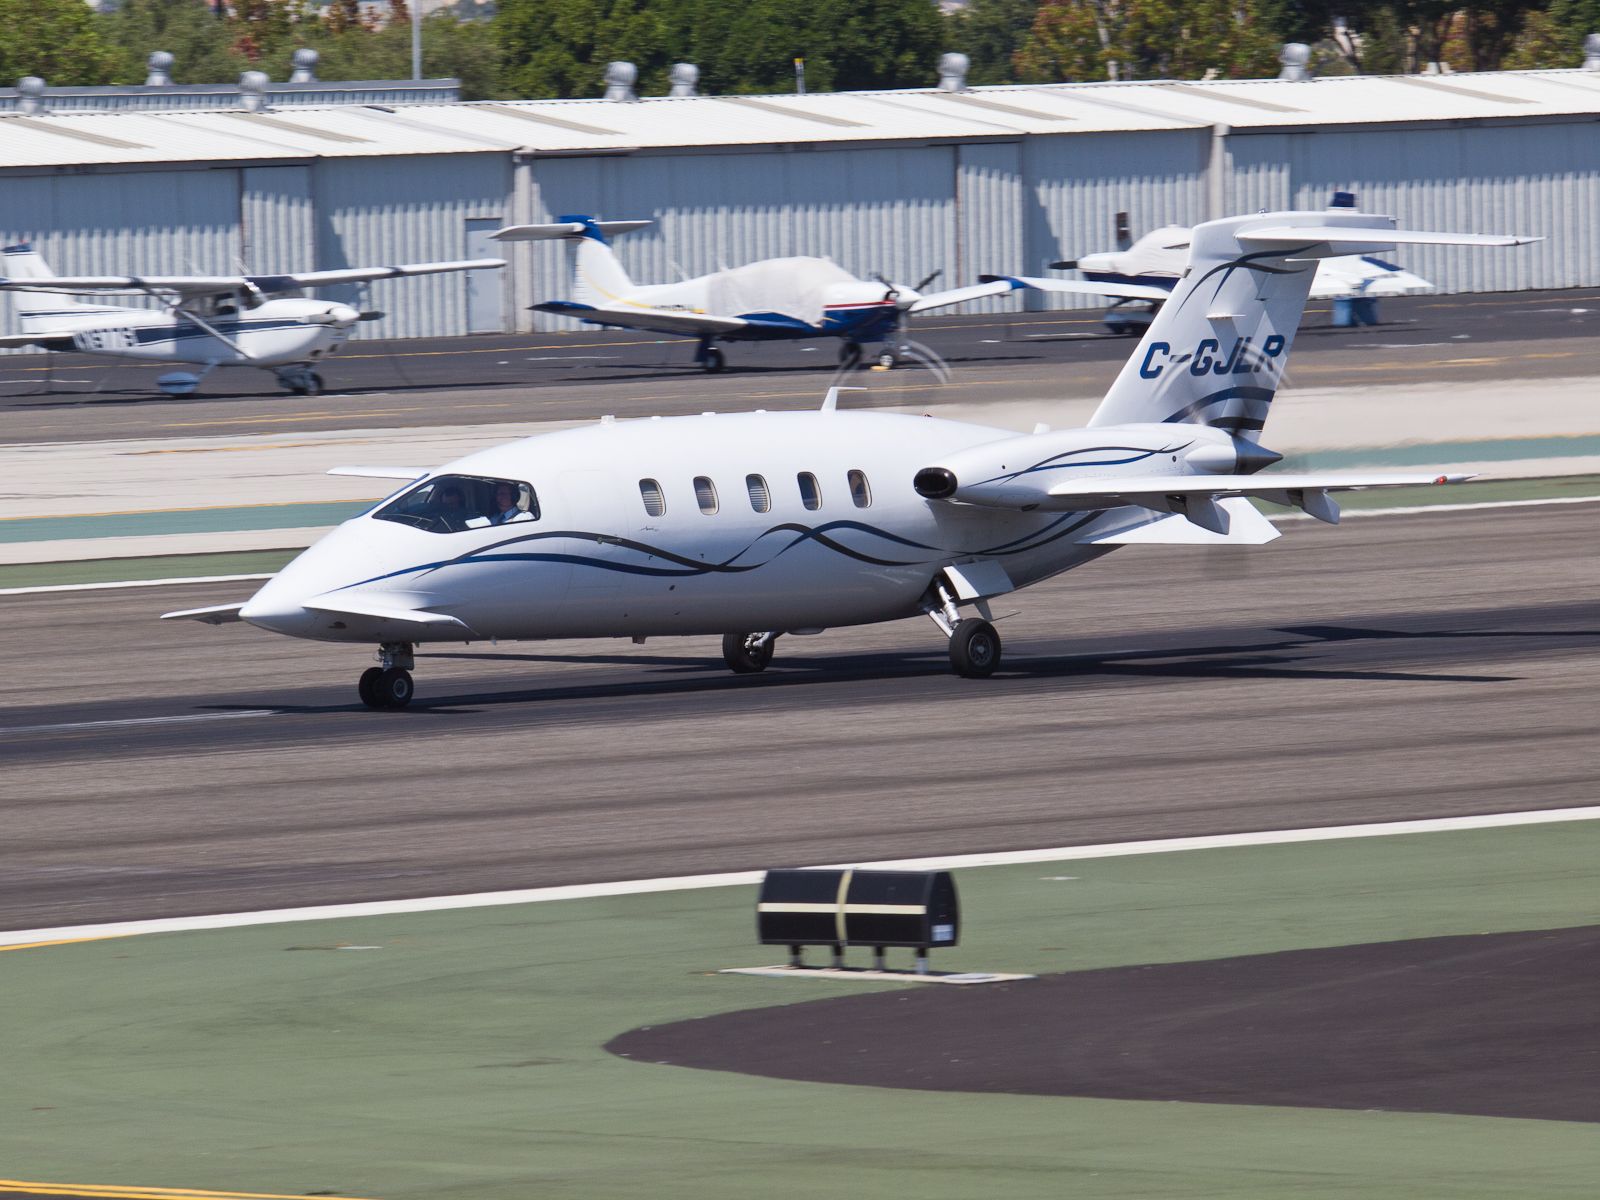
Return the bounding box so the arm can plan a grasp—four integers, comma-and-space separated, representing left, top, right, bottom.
1238, 226, 1537, 249
160, 603, 245, 624
493, 220, 651, 242
327, 466, 431, 480
1080, 498, 1279, 545
979, 274, 1173, 302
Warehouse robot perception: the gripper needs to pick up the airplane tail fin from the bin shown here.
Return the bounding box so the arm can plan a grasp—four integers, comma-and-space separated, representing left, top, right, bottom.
1087, 211, 1534, 433
490, 215, 645, 308
2, 243, 114, 325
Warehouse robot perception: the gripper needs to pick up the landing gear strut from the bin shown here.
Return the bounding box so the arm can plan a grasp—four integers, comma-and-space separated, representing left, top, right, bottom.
839, 340, 864, 368
722, 631, 777, 674
275, 363, 325, 395
359, 641, 415, 709
924, 578, 1002, 678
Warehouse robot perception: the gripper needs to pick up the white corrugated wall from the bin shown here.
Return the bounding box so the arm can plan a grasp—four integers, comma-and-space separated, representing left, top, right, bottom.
0, 167, 241, 344
955, 142, 1024, 315
312, 152, 511, 339
1024, 130, 1211, 309
241, 165, 315, 275
524, 146, 958, 332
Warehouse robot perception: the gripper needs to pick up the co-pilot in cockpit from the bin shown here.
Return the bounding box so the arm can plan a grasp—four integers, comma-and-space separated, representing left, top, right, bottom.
374, 474, 540, 535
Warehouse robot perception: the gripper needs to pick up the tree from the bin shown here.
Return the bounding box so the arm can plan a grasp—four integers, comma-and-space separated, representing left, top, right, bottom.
101, 0, 249, 85
947, 0, 1040, 85
0, 0, 118, 86
1015, 0, 1281, 83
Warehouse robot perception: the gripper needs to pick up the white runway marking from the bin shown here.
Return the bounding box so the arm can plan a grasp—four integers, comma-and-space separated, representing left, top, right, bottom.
2, 806, 1595, 948
0, 709, 276, 737
0, 573, 272, 596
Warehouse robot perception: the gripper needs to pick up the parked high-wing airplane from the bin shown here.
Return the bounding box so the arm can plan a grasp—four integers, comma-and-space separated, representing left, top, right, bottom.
493, 216, 1155, 373
0, 244, 504, 395
164, 208, 1531, 709
1060, 195, 1432, 334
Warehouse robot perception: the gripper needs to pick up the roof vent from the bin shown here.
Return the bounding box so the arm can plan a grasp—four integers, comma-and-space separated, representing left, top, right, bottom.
16, 76, 45, 115
238, 70, 270, 113
937, 52, 970, 92
603, 61, 637, 102
290, 48, 319, 84
1278, 42, 1312, 80
145, 51, 174, 87
668, 62, 699, 97
1585, 33, 1600, 70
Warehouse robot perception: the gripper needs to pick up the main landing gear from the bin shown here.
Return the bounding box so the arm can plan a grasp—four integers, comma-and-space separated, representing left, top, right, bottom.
722, 631, 777, 674
924, 578, 1002, 678
838, 340, 864, 368
695, 337, 726, 373
359, 641, 415, 709
275, 363, 325, 395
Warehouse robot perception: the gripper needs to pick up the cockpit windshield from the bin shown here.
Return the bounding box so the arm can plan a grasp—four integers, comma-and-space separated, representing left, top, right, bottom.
373, 474, 540, 535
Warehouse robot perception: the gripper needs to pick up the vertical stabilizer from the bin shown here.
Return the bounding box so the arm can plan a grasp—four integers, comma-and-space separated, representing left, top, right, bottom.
560, 215, 636, 308
2, 243, 116, 326
1085, 209, 1530, 433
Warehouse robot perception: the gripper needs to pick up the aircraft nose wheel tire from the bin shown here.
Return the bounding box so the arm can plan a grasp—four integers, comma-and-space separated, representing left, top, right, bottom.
722, 632, 774, 674
359, 666, 414, 709
948, 618, 1001, 678
877, 351, 897, 369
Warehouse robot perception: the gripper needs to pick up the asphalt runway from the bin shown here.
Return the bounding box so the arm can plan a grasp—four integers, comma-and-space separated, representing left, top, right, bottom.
2, 502, 1594, 931
2, 287, 1598, 444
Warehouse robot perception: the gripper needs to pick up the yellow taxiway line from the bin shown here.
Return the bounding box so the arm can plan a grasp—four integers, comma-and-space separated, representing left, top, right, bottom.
0, 1183, 376, 1200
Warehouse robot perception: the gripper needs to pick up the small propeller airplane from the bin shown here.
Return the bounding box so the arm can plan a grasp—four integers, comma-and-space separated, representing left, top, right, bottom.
0, 244, 505, 396
1057, 193, 1433, 335
492, 215, 1150, 375
164, 207, 1532, 709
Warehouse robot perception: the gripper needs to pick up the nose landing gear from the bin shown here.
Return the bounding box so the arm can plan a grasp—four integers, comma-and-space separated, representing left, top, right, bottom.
722, 631, 778, 674
275, 363, 325, 395
359, 641, 415, 709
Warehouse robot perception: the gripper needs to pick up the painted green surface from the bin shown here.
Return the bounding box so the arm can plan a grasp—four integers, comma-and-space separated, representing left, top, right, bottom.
0, 501, 369, 544
4, 822, 1598, 1199
1289, 434, 1600, 471
0, 550, 293, 590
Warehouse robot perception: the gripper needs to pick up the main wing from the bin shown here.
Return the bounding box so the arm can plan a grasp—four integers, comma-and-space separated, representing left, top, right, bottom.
531, 299, 751, 336
0, 259, 504, 301
974, 274, 1174, 304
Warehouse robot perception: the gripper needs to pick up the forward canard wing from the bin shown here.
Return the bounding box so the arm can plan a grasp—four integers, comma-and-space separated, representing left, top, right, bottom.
326, 466, 432, 480
160, 603, 246, 624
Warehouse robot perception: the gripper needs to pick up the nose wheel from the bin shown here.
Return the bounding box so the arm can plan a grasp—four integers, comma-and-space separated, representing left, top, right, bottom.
947, 618, 1001, 678
359, 642, 415, 708
275, 364, 325, 395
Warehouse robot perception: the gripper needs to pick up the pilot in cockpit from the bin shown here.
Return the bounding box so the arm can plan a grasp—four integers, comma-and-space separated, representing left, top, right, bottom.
491, 481, 524, 524
435, 484, 468, 532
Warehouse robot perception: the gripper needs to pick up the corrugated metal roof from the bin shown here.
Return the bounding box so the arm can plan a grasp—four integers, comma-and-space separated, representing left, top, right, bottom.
3, 68, 1599, 169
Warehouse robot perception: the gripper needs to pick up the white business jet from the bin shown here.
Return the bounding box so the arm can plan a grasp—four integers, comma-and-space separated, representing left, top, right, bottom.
1062, 194, 1432, 334
494, 215, 1153, 374
0, 244, 504, 396
164, 208, 1530, 709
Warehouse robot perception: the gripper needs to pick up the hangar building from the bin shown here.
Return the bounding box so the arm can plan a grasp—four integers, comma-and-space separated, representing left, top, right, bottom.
4, 62, 1600, 339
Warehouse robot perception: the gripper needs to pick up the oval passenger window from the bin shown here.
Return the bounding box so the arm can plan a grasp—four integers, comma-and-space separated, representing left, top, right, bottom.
746, 474, 770, 513
639, 478, 666, 517
694, 476, 719, 515
797, 472, 821, 511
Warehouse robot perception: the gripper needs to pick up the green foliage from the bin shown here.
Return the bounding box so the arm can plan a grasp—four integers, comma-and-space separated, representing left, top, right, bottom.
1015, 0, 1282, 82
497, 0, 944, 98
0, 0, 118, 85
945, 0, 1038, 85
101, 0, 249, 85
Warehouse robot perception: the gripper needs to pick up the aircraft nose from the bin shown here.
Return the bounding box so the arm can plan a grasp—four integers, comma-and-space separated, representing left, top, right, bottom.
238, 588, 317, 637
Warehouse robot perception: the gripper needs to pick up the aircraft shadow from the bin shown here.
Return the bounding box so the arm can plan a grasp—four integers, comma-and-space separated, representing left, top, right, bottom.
230, 622, 1552, 718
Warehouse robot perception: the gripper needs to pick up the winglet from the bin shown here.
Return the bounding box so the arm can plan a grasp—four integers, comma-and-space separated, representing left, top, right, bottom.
821, 385, 866, 412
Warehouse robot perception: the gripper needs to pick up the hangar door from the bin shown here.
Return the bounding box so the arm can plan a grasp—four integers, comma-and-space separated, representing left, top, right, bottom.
242, 166, 315, 273
465, 218, 505, 333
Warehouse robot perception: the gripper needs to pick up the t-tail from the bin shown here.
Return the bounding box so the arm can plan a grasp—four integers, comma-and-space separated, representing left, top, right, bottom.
489, 215, 649, 309
1087, 210, 1535, 433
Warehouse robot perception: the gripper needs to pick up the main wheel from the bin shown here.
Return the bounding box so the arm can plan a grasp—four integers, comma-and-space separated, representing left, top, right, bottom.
305, 371, 324, 395
839, 340, 863, 368
876, 350, 897, 369
948, 619, 1001, 679
702, 347, 726, 373
722, 632, 774, 674
358, 666, 384, 708
372, 667, 414, 709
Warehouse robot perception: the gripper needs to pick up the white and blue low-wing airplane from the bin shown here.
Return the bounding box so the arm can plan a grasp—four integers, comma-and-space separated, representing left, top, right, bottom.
164, 208, 1531, 708
493, 215, 1155, 374
0, 244, 504, 396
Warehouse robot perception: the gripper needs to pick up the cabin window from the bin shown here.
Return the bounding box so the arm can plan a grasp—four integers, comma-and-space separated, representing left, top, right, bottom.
797, 471, 822, 511
746, 474, 770, 513
639, 478, 666, 517
373, 474, 538, 535
694, 476, 719, 515
847, 469, 872, 509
